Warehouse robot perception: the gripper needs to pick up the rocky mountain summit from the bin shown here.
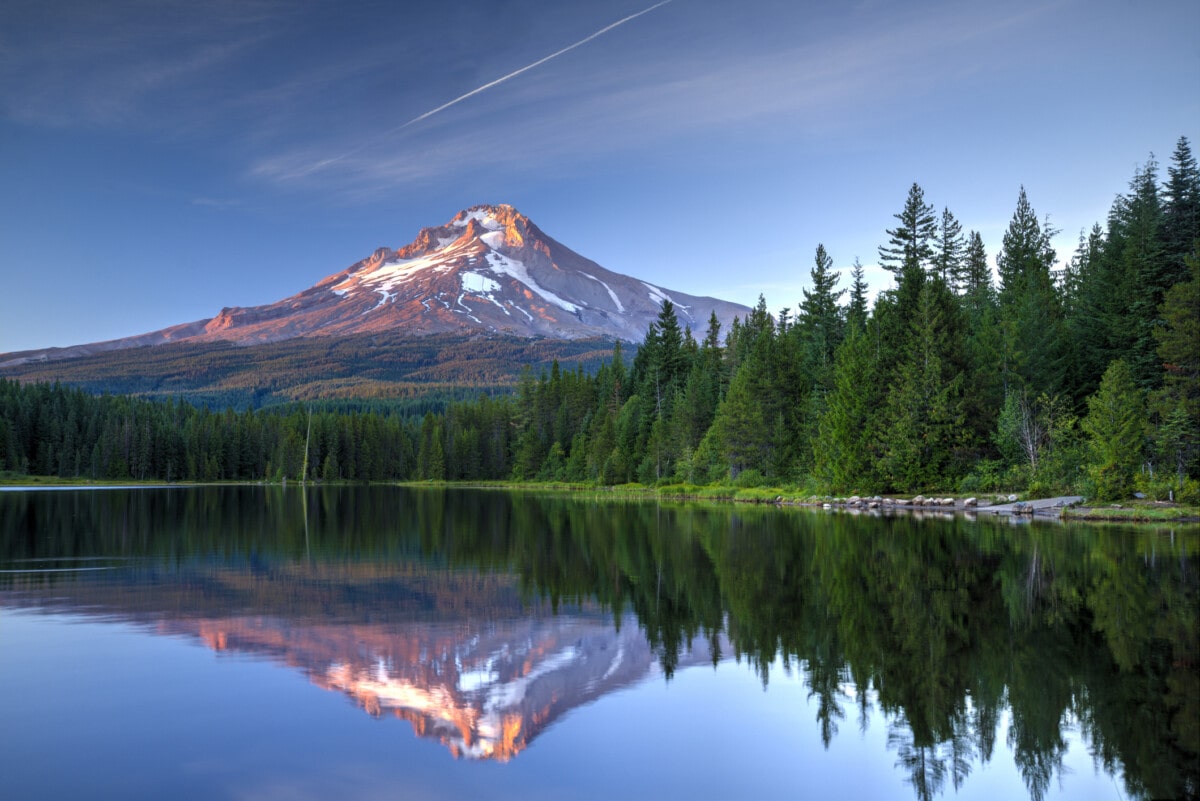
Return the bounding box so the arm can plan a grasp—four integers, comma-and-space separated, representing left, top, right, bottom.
2, 204, 748, 367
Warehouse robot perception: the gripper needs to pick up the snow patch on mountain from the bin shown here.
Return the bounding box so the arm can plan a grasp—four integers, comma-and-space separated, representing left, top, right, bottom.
642, 282, 693, 319
485, 252, 580, 314
479, 230, 505, 250
582, 272, 624, 312
454, 209, 503, 231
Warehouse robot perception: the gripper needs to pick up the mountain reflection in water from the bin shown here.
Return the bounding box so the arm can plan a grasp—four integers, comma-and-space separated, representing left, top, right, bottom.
1, 486, 1196, 801
175, 612, 689, 762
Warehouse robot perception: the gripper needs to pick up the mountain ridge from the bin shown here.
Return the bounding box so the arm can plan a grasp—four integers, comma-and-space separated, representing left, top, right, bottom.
2, 204, 749, 368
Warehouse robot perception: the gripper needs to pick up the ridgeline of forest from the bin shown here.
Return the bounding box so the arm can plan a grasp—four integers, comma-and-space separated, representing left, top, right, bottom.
2, 138, 1198, 502
0, 332, 617, 411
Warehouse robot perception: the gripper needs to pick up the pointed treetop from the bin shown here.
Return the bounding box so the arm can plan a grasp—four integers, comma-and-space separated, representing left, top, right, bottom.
879, 183, 937, 278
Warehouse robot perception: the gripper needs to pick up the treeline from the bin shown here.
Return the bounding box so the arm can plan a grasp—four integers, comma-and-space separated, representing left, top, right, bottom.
0, 332, 617, 411
425, 138, 1199, 501
3, 138, 1197, 499
0, 383, 417, 482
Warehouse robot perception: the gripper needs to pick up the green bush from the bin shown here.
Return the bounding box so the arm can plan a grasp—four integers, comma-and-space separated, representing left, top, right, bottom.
733, 468, 766, 488
959, 460, 1005, 493
1135, 472, 1176, 501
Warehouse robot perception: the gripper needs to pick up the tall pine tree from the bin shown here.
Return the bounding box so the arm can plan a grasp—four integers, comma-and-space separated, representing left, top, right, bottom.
879, 183, 937, 278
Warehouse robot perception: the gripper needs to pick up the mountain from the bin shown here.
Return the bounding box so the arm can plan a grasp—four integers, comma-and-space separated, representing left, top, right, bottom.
1, 204, 749, 368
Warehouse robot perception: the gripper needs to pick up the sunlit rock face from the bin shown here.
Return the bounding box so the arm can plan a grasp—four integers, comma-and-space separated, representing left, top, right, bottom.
0, 204, 749, 366
206, 203, 747, 344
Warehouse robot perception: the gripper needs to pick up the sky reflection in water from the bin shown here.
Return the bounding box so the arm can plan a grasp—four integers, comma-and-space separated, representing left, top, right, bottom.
0, 486, 1195, 800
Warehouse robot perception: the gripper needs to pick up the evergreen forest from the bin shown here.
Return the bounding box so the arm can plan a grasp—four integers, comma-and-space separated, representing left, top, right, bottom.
3, 138, 1198, 502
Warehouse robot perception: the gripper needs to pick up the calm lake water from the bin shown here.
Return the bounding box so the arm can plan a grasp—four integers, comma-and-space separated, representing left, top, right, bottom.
1, 486, 1196, 801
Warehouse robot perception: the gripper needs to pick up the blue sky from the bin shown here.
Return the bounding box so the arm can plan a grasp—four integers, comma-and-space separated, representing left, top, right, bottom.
1, 0, 1197, 353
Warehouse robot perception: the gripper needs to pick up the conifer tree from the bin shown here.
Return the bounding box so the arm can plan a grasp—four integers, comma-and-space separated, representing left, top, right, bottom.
1121, 159, 1169, 388
879, 278, 967, 490
846, 258, 869, 333
1152, 254, 1200, 486
933, 207, 966, 289
814, 326, 880, 492
962, 231, 990, 297
996, 187, 1065, 396
959, 232, 1003, 448
798, 243, 846, 374
879, 183, 937, 278
1082, 360, 1144, 501
1162, 136, 1200, 286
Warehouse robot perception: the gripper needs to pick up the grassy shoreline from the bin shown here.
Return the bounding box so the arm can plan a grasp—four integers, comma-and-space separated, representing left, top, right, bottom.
3, 474, 1197, 523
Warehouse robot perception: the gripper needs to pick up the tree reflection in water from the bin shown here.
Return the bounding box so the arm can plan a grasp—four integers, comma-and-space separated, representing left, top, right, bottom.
1, 486, 1196, 800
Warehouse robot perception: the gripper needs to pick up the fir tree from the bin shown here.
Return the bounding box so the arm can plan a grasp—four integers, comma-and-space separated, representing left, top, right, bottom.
932, 207, 966, 289
1121, 158, 1168, 388
814, 326, 880, 492
959, 233, 1003, 449
879, 183, 937, 278
1152, 254, 1200, 485
996, 187, 1065, 396
798, 243, 846, 373
847, 257, 869, 332
962, 231, 990, 297
1082, 360, 1144, 501
879, 278, 967, 490
1162, 136, 1200, 286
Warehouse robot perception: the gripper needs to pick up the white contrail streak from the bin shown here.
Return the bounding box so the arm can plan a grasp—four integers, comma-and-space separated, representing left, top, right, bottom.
402, 0, 672, 128
301, 0, 671, 175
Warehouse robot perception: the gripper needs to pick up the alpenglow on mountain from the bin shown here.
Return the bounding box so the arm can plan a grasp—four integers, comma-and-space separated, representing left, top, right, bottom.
2, 205, 749, 366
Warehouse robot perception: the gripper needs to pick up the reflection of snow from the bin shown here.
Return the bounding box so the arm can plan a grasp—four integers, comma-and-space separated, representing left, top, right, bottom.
458, 668, 494, 693
485, 646, 579, 711
601, 645, 624, 681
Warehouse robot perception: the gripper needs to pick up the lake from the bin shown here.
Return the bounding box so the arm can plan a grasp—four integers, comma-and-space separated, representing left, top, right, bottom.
1, 486, 1196, 800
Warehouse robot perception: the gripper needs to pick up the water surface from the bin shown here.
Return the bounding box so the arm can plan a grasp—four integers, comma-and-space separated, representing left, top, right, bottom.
1, 486, 1196, 800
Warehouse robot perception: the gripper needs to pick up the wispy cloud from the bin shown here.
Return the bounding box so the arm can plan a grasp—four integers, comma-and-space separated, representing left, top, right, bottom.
0, 0, 286, 129
284, 1, 673, 179
254, 1, 1064, 200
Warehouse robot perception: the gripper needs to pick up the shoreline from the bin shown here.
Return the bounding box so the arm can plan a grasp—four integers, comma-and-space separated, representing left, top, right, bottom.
1, 478, 1197, 524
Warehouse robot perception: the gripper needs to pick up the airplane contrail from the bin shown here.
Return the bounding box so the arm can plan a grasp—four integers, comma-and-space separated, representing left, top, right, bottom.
302, 0, 671, 175
402, 0, 672, 128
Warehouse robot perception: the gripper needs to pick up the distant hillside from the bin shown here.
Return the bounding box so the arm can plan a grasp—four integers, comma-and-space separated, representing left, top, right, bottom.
0, 332, 617, 411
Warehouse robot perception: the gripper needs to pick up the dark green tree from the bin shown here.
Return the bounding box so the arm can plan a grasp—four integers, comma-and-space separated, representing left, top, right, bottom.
846, 257, 869, 333
879, 183, 937, 278
879, 278, 968, 490
1162, 136, 1200, 286
1081, 359, 1144, 501
933, 207, 966, 288
996, 187, 1065, 396
1152, 254, 1200, 487
814, 326, 880, 492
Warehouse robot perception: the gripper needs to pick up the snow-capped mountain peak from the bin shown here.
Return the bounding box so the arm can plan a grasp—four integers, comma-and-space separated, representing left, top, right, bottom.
187, 203, 748, 345
0, 205, 751, 367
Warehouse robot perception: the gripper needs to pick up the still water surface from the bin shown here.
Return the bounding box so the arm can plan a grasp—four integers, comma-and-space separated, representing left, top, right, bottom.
0, 486, 1196, 800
